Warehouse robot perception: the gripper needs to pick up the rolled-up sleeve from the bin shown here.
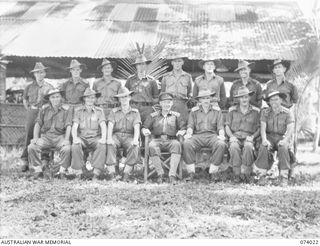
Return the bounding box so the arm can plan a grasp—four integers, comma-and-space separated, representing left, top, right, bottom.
133, 111, 142, 126
35, 109, 44, 127
217, 111, 224, 131
64, 108, 73, 127
187, 112, 195, 130
98, 110, 106, 124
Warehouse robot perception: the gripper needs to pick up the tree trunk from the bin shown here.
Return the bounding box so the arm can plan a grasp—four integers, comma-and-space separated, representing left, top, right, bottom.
313, 76, 320, 151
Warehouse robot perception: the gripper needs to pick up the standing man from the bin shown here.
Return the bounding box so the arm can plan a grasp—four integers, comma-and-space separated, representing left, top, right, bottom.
265, 59, 298, 109
225, 87, 260, 183
70, 88, 107, 180
93, 59, 122, 118
125, 54, 159, 123
106, 87, 141, 182
193, 59, 227, 109
183, 90, 226, 182
142, 92, 186, 184
254, 91, 294, 186
21, 62, 54, 172
229, 60, 263, 108
161, 56, 192, 122
61, 59, 89, 110
28, 89, 72, 179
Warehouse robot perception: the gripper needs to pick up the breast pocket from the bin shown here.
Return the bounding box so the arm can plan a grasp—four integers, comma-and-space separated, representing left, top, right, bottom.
167, 117, 177, 131
55, 113, 65, 131
29, 89, 38, 103
277, 115, 287, 134
178, 79, 189, 96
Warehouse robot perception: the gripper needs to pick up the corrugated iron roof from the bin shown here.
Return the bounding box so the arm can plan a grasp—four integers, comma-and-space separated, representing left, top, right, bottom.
0, 1, 313, 60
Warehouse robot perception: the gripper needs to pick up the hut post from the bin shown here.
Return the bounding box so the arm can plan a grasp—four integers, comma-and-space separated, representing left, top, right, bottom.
0, 63, 6, 103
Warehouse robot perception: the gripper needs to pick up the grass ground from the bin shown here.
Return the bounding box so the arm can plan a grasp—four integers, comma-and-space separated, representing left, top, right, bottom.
0, 145, 319, 239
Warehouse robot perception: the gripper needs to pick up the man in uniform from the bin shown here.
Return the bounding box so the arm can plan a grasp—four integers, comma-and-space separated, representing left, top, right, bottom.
193, 59, 227, 109
161, 55, 192, 122
254, 91, 294, 186
28, 89, 72, 179
21, 62, 54, 172
183, 90, 226, 182
70, 88, 107, 180
93, 59, 122, 118
229, 60, 263, 108
265, 59, 298, 109
142, 92, 186, 184
106, 87, 141, 182
225, 86, 260, 183
125, 54, 159, 123
61, 59, 89, 110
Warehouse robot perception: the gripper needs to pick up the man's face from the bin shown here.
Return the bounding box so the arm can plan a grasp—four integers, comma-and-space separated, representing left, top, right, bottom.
136, 63, 146, 74
239, 94, 250, 106
199, 96, 211, 106
273, 64, 286, 76
84, 95, 96, 106
49, 93, 62, 107
269, 95, 282, 109
119, 95, 131, 107
172, 58, 184, 70
160, 99, 173, 111
239, 67, 250, 79
102, 64, 113, 76
70, 67, 82, 78
33, 70, 46, 82
203, 61, 215, 73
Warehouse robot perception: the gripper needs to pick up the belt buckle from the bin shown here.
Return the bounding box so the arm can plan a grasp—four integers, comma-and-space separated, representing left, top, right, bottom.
160, 135, 167, 141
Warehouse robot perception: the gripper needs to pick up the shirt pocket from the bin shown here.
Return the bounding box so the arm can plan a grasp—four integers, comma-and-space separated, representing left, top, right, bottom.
277, 114, 287, 134
90, 113, 99, 130
28, 88, 38, 104
166, 116, 177, 132
178, 78, 189, 95
55, 112, 66, 132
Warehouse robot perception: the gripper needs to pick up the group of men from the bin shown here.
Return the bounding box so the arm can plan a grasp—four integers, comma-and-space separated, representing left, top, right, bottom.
20, 53, 298, 185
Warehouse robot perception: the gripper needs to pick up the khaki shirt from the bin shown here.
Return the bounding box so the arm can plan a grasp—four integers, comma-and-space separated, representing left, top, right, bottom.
265, 79, 298, 108
229, 78, 263, 108
193, 74, 226, 109
108, 107, 141, 134
73, 106, 106, 138
161, 71, 192, 99
93, 77, 122, 105
125, 74, 159, 103
261, 106, 294, 135
225, 104, 260, 139
144, 110, 186, 137
188, 105, 224, 134
36, 104, 72, 135
61, 78, 89, 104
23, 80, 53, 107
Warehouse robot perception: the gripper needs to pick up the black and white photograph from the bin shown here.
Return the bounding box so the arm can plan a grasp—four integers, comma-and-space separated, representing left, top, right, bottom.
0, 0, 319, 241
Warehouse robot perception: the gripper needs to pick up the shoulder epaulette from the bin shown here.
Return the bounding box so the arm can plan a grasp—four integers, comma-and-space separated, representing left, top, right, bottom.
112, 107, 121, 113
194, 75, 203, 82
280, 106, 290, 113
131, 108, 139, 113
170, 111, 180, 117
150, 111, 159, 117
212, 105, 221, 111
228, 105, 237, 112
191, 106, 200, 112
61, 104, 70, 110
251, 106, 260, 112
41, 104, 50, 110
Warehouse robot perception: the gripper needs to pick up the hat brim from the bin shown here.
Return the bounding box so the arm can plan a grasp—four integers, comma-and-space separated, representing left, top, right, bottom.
234, 62, 255, 72
131, 60, 152, 66
97, 61, 117, 72
196, 92, 216, 99
80, 92, 101, 100
44, 91, 65, 100
114, 91, 134, 98
198, 59, 221, 70
30, 67, 49, 73
264, 92, 287, 102
268, 61, 291, 73
66, 64, 87, 70
169, 56, 188, 61
233, 91, 254, 98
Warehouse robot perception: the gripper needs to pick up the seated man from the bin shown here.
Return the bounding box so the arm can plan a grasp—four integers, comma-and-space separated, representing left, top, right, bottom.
142, 92, 186, 184
183, 90, 226, 182
106, 87, 141, 182
225, 86, 260, 183
71, 88, 107, 180
254, 90, 294, 186
28, 89, 72, 179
